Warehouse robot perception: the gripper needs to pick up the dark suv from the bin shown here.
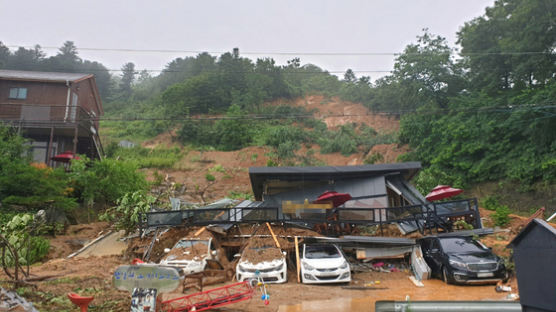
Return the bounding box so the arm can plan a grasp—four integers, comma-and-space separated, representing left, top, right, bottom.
418, 236, 508, 284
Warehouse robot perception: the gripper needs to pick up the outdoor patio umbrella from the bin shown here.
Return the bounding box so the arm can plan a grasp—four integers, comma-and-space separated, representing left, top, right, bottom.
313, 191, 352, 207
51, 151, 80, 163
425, 185, 463, 201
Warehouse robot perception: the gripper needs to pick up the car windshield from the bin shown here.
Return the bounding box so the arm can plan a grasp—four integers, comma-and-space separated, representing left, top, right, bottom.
439, 238, 486, 253
174, 240, 209, 249
305, 245, 341, 259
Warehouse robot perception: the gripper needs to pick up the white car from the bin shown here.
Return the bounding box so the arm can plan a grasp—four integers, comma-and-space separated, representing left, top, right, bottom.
159, 237, 217, 275
236, 245, 287, 284
301, 244, 351, 284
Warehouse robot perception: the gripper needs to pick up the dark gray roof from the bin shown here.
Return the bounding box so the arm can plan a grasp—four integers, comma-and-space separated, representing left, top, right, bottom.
0, 70, 92, 83
508, 218, 556, 248
249, 162, 421, 200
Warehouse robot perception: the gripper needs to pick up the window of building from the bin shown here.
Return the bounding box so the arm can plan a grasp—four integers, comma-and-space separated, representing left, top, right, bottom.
9, 87, 27, 99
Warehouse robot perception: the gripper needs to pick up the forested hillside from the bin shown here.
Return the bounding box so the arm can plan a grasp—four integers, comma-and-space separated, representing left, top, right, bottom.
1, 0, 554, 198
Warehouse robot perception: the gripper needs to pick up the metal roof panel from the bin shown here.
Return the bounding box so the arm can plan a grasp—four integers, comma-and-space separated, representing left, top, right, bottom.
0, 69, 92, 83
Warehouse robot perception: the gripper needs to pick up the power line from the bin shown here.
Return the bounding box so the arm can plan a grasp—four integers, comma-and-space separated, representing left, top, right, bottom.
6, 44, 556, 57
0, 66, 392, 74
79, 103, 556, 122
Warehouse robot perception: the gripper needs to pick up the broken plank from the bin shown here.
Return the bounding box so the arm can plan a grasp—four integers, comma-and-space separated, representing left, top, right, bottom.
295, 236, 300, 283
409, 276, 424, 287
194, 226, 206, 237
67, 230, 112, 258
266, 222, 281, 249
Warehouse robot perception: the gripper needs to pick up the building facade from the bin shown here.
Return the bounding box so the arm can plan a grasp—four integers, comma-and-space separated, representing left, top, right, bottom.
0, 70, 103, 165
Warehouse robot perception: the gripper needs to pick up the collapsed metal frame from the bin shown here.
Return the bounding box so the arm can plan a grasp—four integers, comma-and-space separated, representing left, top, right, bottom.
140, 198, 480, 235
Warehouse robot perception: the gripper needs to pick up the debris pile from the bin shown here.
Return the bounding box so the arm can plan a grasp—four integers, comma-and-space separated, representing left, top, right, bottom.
0, 288, 38, 312
241, 237, 284, 264
165, 241, 210, 260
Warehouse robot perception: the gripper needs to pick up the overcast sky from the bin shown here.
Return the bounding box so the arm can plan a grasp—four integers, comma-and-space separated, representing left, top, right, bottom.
0, 0, 494, 80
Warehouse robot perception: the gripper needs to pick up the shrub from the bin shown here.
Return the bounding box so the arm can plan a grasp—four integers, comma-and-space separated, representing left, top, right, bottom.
71, 157, 148, 206
263, 126, 308, 148
492, 205, 511, 227
228, 191, 254, 201
100, 191, 155, 234
1, 214, 50, 266
205, 173, 216, 182
482, 196, 499, 211
276, 141, 299, 160
364, 153, 384, 164
319, 126, 358, 155
0, 161, 77, 212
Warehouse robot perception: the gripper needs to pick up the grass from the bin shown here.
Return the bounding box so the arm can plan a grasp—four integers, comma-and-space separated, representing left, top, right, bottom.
107, 145, 185, 169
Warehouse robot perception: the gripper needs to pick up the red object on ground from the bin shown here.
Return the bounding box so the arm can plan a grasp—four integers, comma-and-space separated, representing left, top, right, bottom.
67, 293, 94, 312
131, 258, 145, 265
159, 281, 254, 312
425, 185, 463, 201
51, 151, 80, 163
313, 191, 353, 207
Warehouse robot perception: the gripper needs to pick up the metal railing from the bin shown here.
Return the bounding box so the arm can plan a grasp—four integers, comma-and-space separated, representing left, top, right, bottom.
0, 103, 98, 129
141, 198, 480, 234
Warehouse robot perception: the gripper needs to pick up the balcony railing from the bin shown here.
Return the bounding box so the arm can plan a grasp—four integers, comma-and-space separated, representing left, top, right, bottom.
0, 103, 98, 129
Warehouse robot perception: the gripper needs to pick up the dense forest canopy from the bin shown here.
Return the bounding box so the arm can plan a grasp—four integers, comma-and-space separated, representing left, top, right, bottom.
1, 0, 555, 191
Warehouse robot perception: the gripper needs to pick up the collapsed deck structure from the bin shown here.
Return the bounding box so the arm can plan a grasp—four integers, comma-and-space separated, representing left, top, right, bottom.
142, 162, 481, 236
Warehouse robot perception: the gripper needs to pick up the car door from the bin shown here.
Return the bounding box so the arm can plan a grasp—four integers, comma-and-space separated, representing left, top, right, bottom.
421, 239, 435, 269
424, 239, 443, 276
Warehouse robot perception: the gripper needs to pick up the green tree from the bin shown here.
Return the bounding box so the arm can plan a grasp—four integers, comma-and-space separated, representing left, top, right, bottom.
457, 0, 556, 93
343, 69, 356, 83
215, 104, 252, 150
56, 41, 81, 67
0, 41, 10, 68
119, 62, 136, 98
8, 45, 45, 71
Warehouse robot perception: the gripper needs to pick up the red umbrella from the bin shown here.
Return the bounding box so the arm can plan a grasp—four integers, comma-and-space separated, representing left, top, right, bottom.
425, 185, 463, 201
51, 151, 80, 163
314, 191, 352, 207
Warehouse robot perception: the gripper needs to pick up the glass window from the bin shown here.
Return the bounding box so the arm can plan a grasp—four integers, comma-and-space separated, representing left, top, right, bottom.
174, 239, 209, 249
439, 238, 486, 253
18, 88, 27, 99
9, 88, 18, 98
430, 239, 440, 251
8, 87, 27, 99
305, 244, 341, 259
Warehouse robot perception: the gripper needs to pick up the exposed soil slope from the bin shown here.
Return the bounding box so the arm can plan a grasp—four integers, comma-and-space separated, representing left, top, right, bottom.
140, 95, 407, 203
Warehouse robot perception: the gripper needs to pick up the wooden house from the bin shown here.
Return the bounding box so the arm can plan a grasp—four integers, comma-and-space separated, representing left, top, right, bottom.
0, 69, 103, 165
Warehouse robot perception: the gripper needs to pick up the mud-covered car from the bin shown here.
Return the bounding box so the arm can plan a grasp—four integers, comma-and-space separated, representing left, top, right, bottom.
419, 236, 508, 284
236, 238, 287, 283
300, 244, 351, 284
159, 237, 218, 275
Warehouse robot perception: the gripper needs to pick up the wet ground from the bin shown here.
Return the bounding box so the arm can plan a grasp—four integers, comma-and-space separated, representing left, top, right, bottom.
185, 271, 517, 312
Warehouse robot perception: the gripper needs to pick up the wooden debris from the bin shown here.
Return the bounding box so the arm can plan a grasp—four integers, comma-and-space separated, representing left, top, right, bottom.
409, 276, 424, 287
194, 227, 206, 237
266, 222, 281, 249
295, 236, 300, 283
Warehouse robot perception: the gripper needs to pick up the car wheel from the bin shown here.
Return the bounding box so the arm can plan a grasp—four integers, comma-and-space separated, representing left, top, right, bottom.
502, 271, 510, 283
442, 266, 453, 285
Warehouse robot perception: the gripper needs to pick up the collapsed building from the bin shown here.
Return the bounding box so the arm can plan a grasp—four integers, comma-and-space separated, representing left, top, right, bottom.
132, 162, 487, 292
